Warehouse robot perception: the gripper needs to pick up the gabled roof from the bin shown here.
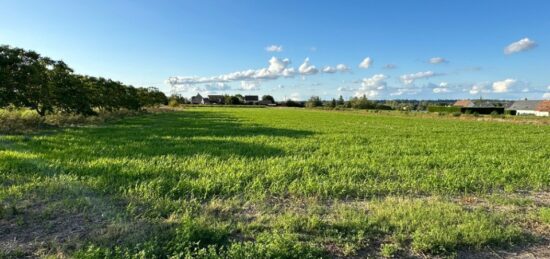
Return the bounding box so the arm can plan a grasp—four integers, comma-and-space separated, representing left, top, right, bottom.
453, 100, 474, 107
472, 100, 496, 108
244, 95, 259, 101
508, 100, 541, 111
536, 100, 550, 112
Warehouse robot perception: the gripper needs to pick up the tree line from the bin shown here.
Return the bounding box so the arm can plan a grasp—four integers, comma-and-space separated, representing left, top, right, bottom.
0, 45, 167, 116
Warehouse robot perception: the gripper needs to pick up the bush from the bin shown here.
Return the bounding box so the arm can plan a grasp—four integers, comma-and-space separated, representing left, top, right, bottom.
452, 112, 461, 117
0, 108, 142, 133
427, 106, 461, 113
380, 243, 399, 258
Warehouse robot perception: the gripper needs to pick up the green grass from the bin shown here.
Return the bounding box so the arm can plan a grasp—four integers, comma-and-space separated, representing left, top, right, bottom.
1, 107, 549, 257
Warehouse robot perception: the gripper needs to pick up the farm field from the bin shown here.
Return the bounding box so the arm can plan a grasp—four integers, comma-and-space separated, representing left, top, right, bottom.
1, 107, 549, 258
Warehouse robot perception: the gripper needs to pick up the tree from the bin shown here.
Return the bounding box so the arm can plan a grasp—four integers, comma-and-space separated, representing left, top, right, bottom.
262, 95, 275, 103
306, 96, 323, 108
330, 98, 337, 108
225, 95, 241, 105
337, 95, 345, 106
1, 45, 165, 116
350, 95, 375, 109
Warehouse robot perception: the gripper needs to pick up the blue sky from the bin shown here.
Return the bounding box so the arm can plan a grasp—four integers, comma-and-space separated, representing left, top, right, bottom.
2, 0, 549, 100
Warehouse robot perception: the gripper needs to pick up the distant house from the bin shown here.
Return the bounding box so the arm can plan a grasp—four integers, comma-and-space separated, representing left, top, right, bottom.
453, 99, 496, 108
508, 100, 541, 116
453, 100, 475, 107
244, 95, 259, 104
535, 100, 550, 116
191, 94, 205, 104
208, 95, 225, 104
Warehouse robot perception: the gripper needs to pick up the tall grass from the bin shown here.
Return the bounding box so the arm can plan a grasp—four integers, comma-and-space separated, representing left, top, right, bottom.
1, 107, 548, 257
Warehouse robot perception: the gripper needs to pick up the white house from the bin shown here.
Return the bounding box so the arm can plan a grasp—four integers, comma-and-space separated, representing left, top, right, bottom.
508, 100, 549, 116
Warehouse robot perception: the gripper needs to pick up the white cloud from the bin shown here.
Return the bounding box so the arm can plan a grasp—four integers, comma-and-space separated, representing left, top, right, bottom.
355, 74, 387, 97
390, 88, 420, 96
310, 47, 317, 52
322, 64, 350, 73
290, 92, 301, 101
240, 81, 261, 90
429, 57, 448, 64
469, 83, 491, 95
298, 58, 319, 75
359, 57, 373, 69
400, 71, 437, 85
547, 85, 550, 90
337, 86, 355, 92
543, 93, 550, 100
383, 64, 396, 69
504, 38, 537, 54
433, 82, 450, 93
265, 45, 283, 52
168, 56, 295, 87
522, 88, 529, 93
492, 79, 516, 93
204, 82, 231, 91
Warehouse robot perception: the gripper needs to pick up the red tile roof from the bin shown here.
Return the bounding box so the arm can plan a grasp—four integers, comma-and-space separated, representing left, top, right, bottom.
453, 100, 474, 107
536, 100, 550, 112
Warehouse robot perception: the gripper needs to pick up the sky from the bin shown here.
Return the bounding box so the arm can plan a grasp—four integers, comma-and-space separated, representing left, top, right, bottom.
2, 0, 550, 101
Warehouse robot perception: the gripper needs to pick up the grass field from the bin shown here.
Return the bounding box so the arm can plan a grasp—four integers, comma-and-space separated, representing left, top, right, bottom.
1, 107, 549, 258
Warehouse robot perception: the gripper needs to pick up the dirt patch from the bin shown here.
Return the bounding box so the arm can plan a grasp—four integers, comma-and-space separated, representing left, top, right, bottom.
0, 181, 132, 257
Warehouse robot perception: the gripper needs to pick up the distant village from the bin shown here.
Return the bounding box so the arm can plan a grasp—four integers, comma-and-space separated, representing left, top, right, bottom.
183, 93, 550, 117
451, 99, 550, 116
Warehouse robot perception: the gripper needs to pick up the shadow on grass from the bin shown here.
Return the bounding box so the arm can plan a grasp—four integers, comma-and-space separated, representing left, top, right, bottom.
1, 110, 316, 256
12, 110, 313, 159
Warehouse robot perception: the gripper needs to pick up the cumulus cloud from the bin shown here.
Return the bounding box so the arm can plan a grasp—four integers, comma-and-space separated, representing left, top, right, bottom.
299, 58, 319, 75
504, 38, 537, 54
469, 83, 491, 95
265, 45, 283, 52
204, 82, 232, 91
400, 71, 437, 85
359, 57, 373, 69
355, 74, 387, 97
543, 93, 550, 100
290, 92, 301, 101
492, 79, 517, 93
429, 57, 448, 64
240, 81, 261, 90
433, 82, 450, 93
322, 64, 350, 73
168, 56, 295, 86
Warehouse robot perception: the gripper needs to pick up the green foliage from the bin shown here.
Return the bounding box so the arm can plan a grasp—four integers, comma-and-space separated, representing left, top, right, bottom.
427, 106, 461, 113
380, 243, 399, 258
538, 208, 550, 224
305, 96, 323, 108
224, 95, 242, 105
349, 95, 376, 109
262, 95, 275, 103
0, 45, 166, 116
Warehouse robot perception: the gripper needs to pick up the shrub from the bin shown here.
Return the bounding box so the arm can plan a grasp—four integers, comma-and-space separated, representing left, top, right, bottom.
452, 112, 461, 117
427, 106, 461, 113
380, 243, 399, 258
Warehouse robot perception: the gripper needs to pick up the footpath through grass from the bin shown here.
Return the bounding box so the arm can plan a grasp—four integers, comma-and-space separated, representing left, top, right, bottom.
1, 107, 549, 258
